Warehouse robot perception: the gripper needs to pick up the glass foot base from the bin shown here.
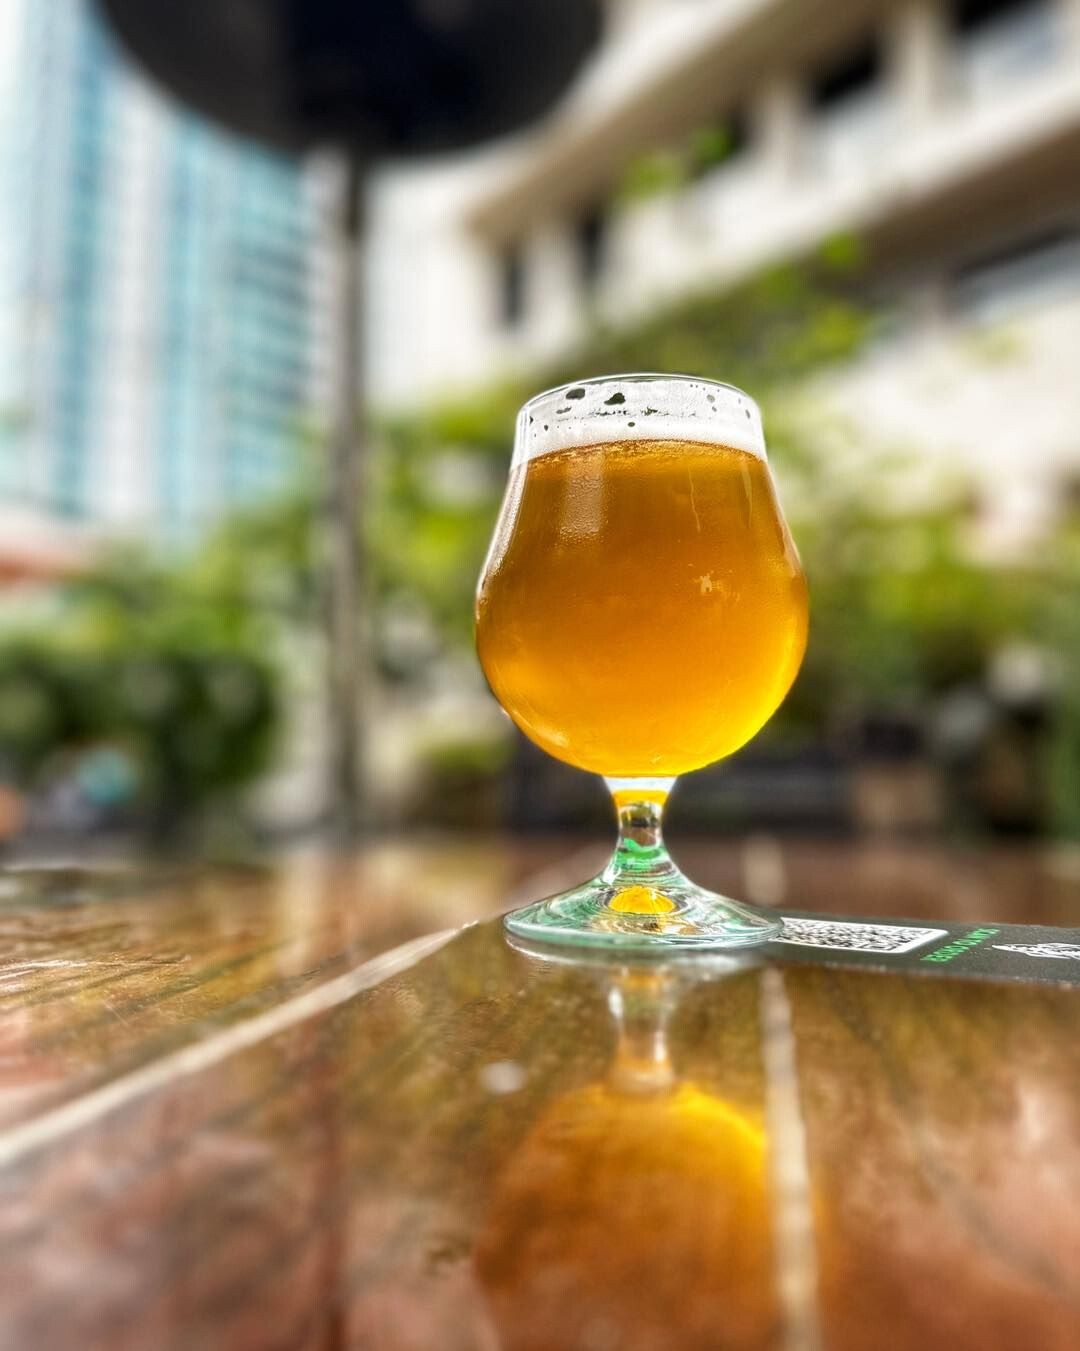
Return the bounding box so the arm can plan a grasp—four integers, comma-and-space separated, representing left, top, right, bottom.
504, 873, 782, 952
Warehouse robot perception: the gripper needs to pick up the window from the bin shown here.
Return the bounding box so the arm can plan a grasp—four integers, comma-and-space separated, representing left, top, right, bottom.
950, 227, 1080, 322
949, 0, 1059, 94
807, 37, 892, 178
810, 39, 883, 115
498, 244, 525, 328
576, 208, 607, 292
951, 0, 1050, 36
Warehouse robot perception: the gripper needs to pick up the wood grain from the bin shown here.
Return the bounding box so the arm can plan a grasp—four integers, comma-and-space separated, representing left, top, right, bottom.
1, 912, 1077, 1350
0, 841, 555, 1131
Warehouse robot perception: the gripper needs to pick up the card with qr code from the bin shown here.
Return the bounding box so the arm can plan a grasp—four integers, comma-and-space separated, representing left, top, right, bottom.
765, 912, 1080, 985
776, 917, 947, 955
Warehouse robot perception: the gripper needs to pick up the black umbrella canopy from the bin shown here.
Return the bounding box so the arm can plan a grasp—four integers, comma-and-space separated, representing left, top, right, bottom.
96, 0, 603, 155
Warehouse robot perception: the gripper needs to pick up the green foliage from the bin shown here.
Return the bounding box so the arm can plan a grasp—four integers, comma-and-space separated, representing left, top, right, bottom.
421, 735, 513, 777
817, 233, 866, 272
0, 641, 103, 779
1032, 514, 1080, 840
0, 549, 279, 834
617, 119, 746, 203
548, 267, 872, 396
616, 149, 688, 203
779, 490, 1026, 737
689, 125, 739, 176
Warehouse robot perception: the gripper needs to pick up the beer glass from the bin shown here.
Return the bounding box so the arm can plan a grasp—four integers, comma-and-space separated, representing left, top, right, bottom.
476, 374, 808, 949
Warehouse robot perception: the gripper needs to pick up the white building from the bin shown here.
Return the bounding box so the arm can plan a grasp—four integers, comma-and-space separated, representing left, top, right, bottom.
369, 0, 1080, 545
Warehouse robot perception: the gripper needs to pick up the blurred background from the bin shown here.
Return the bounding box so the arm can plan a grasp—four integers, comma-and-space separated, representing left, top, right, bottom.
2, 0, 1080, 920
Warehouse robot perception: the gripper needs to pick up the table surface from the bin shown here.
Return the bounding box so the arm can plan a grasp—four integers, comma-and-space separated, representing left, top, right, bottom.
1, 842, 1079, 1350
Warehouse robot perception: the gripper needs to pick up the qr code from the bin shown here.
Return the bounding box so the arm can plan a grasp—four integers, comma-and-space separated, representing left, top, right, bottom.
778, 917, 947, 954
994, 943, 1080, 962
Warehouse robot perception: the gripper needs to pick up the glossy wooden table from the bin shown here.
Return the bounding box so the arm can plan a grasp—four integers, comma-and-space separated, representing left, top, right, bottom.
1, 849, 1079, 1350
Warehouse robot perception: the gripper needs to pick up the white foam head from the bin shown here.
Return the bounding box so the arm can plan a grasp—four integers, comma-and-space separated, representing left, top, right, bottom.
513, 373, 766, 465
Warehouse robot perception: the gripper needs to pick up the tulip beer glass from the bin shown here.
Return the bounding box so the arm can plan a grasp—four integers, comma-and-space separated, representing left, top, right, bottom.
476, 374, 808, 949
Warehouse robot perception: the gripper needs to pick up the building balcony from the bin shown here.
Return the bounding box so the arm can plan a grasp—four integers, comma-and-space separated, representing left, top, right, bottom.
425, 0, 1080, 407
595, 37, 1080, 328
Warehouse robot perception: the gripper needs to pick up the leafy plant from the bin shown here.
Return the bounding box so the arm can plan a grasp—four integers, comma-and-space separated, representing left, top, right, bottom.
1033, 512, 1080, 840
0, 549, 280, 841
616, 119, 747, 203
617, 148, 688, 204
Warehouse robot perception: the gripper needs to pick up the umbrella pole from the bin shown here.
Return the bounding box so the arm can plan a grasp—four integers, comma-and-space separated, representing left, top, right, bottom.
324, 151, 368, 840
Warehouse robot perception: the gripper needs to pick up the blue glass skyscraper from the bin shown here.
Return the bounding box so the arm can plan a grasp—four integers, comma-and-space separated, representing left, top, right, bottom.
0, 0, 324, 538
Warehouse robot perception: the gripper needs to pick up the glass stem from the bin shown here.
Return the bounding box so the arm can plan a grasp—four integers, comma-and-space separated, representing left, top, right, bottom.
602, 777, 681, 888
607, 969, 677, 1094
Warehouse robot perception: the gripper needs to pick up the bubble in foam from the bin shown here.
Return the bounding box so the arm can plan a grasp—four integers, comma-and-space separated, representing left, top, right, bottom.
514, 374, 766, 466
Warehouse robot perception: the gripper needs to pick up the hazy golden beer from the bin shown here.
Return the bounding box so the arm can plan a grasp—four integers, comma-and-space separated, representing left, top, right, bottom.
476, 438, 807, 777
